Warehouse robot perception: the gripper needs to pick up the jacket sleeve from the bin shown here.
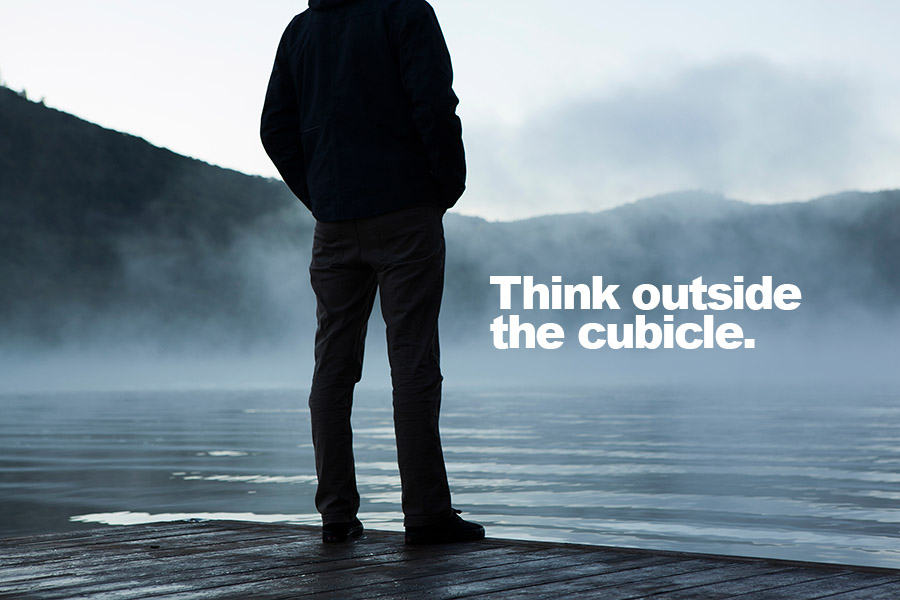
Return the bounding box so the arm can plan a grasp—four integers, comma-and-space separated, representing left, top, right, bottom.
396, 1, 466, 208
260, 27, 311, 209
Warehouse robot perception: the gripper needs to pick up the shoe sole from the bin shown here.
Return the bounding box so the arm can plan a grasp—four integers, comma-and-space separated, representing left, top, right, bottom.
404, 530, 485, 545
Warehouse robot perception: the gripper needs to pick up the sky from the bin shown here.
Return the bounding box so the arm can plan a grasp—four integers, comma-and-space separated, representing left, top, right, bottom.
2, 0, 900, 220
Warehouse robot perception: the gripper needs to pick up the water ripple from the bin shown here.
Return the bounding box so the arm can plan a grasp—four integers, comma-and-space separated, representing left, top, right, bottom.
2, 384, 899, 569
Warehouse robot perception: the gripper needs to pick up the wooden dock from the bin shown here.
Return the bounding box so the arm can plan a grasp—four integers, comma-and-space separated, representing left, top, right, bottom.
1, 520, 898, 599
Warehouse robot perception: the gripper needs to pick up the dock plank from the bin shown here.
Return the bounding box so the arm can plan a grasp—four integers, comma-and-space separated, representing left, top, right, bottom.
147, 544, 597, 600
1, 532, 505, 599
307, 549, 672, 599
638, 569, 844, 599
483, 562, 799, 599
820, 581, 900, 599
725, 572, 900, 599
0, 521, 898, 599
62, 546, 533, 600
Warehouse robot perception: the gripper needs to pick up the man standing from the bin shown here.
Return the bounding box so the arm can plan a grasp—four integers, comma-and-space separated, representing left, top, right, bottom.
261, 0, 484, 544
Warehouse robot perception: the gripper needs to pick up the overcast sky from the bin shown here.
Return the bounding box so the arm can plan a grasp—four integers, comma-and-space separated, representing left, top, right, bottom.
2, 0, 900, 220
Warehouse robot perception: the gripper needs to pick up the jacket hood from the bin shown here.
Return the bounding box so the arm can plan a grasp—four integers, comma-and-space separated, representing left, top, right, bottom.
309, 0, 358, 9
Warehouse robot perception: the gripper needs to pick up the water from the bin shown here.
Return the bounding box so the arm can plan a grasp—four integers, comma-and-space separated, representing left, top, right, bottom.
1, 384, 899, 569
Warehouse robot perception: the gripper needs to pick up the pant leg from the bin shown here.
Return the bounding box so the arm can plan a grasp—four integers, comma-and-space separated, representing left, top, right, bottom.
367, 206, 453, 527
308, 220, 376, 525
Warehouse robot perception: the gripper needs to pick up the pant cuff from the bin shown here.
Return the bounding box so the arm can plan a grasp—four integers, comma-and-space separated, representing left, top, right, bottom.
403, 507, 454, 528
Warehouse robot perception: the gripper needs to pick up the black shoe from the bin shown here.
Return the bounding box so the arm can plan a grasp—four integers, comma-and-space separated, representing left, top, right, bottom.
322, 517, 363, 543
404, 509, 485, 544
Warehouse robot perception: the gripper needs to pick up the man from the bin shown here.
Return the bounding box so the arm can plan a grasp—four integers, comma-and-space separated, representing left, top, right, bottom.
260, 0, 484, 544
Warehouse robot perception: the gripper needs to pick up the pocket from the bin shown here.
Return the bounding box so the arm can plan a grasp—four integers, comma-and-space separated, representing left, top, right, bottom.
311, 222, 344, 267
301, 124, 333, 200
375, 206, 444, 265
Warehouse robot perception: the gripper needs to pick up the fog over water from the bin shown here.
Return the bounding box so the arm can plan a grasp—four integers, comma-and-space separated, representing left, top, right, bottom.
3, 188, 897, 392
2, 85, 897, 391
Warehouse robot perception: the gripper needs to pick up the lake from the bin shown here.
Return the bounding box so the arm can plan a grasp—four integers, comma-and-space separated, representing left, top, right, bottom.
1, 384, 899, 569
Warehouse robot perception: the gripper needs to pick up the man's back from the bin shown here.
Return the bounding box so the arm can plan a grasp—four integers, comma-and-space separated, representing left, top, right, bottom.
261, 0, 483, 546
261, 0, 465, 222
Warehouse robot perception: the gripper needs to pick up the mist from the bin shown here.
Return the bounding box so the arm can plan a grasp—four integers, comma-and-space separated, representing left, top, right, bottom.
3, 188, 898, 393
464, 58, 900, 220
2, 84, 898, 393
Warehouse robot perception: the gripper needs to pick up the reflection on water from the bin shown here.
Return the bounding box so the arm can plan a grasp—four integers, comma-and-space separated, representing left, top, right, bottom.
1, 384, 899, 568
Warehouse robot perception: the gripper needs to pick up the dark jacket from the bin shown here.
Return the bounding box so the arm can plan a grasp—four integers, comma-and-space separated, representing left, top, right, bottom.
260, 0, 465, 222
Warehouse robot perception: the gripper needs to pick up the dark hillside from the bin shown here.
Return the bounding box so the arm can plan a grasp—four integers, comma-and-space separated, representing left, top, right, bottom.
0, 85, 311, 345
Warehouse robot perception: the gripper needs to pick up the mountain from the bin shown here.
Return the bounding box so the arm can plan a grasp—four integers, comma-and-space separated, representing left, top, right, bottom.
0, 85, 311, 346
2, 84, 898, 353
